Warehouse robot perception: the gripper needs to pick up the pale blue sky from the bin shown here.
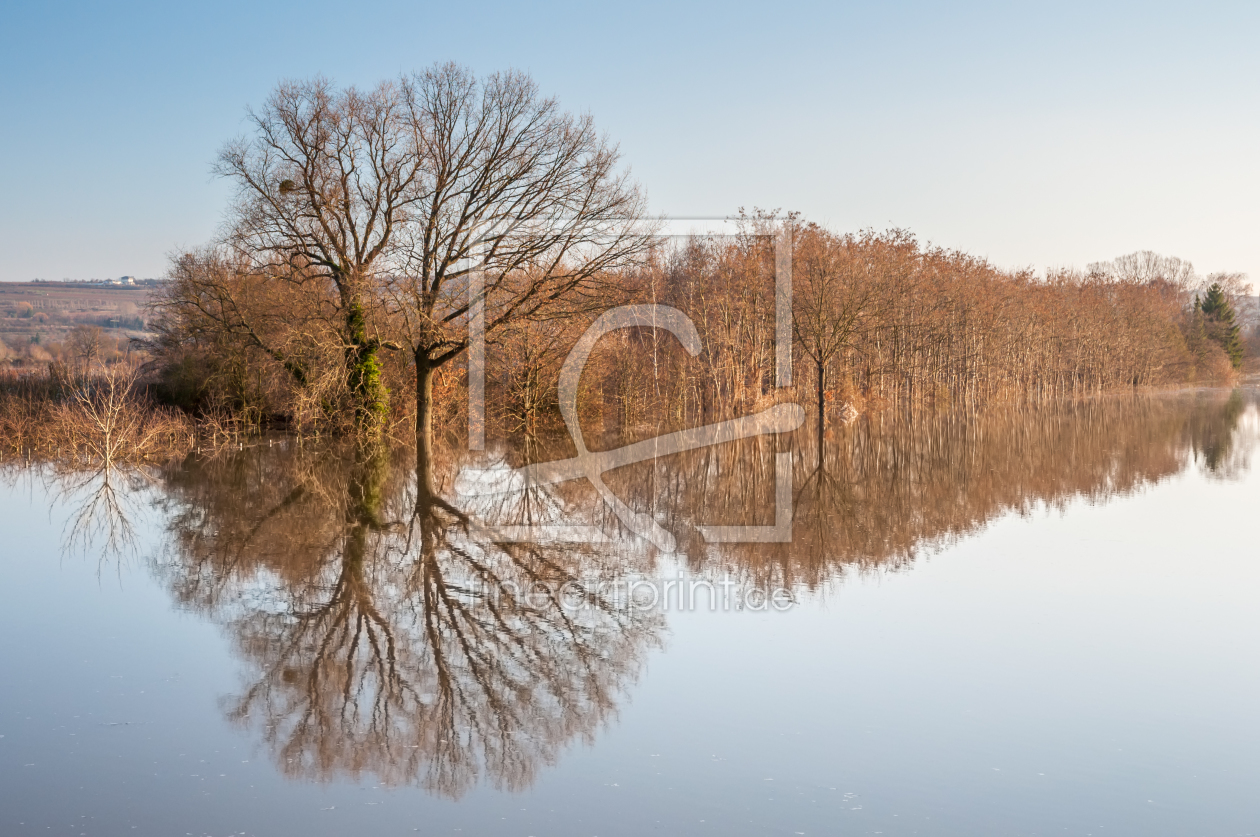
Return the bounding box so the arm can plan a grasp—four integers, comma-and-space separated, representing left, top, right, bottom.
1, 0, 1257, 282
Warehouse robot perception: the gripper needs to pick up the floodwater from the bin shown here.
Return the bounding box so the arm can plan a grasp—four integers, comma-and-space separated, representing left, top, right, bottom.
2, 389, 1259, 836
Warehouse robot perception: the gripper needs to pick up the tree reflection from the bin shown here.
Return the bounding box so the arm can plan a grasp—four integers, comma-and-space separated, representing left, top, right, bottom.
153, 442, 662, 797
26, 387, 1259, 797
59, 464, 149, 561
603, 390, 1259, 589
1185, 389, 1249, 477
0, 458, 154, 566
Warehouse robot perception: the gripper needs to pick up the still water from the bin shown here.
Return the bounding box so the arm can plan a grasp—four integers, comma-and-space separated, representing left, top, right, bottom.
1, 390, 1258, 836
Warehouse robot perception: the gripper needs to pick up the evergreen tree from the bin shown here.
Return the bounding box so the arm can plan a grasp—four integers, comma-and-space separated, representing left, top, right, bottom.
1199, 283, 1244, 369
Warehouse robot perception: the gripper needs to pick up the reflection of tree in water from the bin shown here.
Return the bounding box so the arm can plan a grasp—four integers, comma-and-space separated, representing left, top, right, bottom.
604, 390, 1259, 589
0, 459, 154, 566
28, 388, 1259, 795
59, 464, 150, 561
1184, 390, 1249, 477
152, 444, 661, 797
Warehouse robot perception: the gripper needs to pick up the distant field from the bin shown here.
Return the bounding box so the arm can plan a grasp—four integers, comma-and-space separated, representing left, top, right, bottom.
0, 281, 158, 363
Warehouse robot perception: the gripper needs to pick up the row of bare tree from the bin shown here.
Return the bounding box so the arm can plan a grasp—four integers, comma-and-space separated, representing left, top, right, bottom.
447, 228, 1245, 456
573, 228, 1250, 446
146, 67, 1253, 460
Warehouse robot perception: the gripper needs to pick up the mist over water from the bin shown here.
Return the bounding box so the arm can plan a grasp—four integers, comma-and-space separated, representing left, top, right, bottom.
2, 388, 1258, 836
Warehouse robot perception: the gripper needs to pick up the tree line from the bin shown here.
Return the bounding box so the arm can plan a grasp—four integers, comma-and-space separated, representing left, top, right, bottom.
136, 65, 1251, 462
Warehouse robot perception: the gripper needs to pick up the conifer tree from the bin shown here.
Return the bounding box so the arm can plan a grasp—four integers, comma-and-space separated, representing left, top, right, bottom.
1199, 283, 1244, 369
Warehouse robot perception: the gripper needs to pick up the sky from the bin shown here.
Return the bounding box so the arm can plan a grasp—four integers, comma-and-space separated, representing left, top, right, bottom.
1, 0, 1257, 283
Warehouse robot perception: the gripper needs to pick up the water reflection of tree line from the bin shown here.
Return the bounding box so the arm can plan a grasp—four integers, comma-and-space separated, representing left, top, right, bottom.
600, 390, 1257, 588
17, 389, 1255, 796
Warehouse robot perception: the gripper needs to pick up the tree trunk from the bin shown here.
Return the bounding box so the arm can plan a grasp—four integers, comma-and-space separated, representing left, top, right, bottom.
415, 350, 436, 497
816, 355, 825, 465
345, 300, 388, 432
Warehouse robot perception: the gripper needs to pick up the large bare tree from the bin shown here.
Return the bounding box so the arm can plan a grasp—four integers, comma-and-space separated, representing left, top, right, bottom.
385, 63, 655, 483
212, 65, 654, 450
215, 77, 426, 430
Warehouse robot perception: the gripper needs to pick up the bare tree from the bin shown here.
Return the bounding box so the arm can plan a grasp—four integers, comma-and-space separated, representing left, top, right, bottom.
1093, 250, 1199, 289
68, 325, 103, 374
208, 65, 653, 452
384, 63, 655, 486
791, 226, 887, 451
215, 77, 426, 431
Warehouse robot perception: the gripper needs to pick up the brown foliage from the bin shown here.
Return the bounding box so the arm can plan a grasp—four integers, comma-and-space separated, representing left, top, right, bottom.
143, 201, 1246, 446
486, 229, 1240, 446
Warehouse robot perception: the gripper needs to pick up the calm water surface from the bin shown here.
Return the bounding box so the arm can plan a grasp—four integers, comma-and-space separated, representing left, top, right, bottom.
1, 390, 1258, 836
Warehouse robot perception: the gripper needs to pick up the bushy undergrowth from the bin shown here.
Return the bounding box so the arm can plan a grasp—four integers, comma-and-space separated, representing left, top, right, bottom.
0, 364, 198, 463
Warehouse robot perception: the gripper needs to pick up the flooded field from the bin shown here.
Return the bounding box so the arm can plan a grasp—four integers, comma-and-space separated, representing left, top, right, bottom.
1, 389, 1258, 836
